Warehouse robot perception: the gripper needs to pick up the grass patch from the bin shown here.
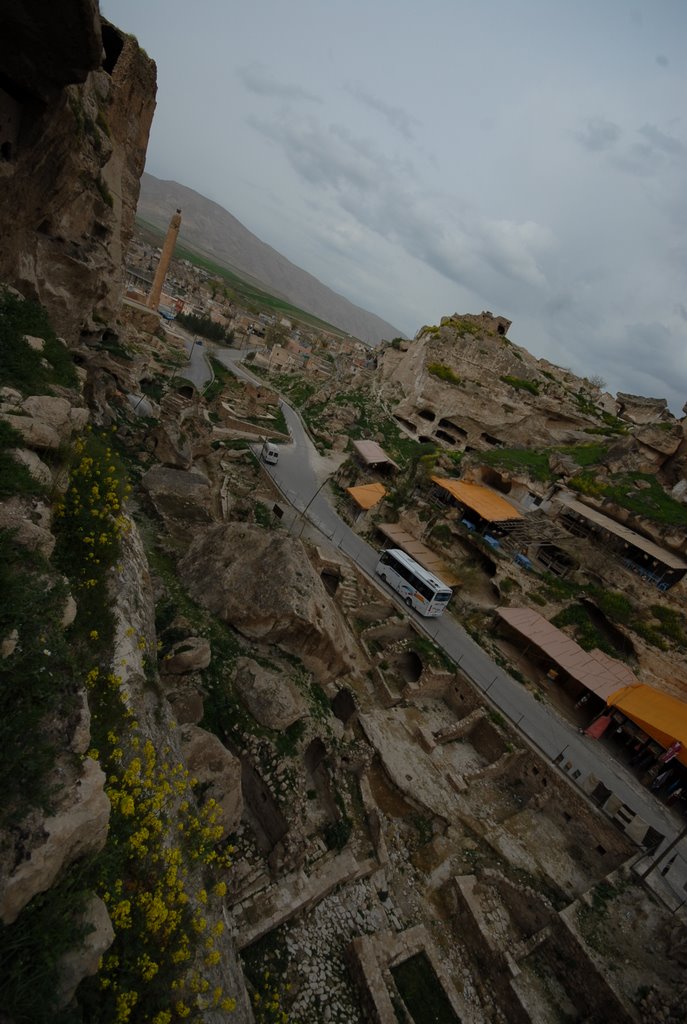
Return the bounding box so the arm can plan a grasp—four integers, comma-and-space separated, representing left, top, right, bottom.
427, 363, 461, 386
0, 289, 78, 393
501, 375, 539, 396
0, 861, 93, 1023
569, 472, 687, 527
481, 447, 552, 482
0, 531, 79, 828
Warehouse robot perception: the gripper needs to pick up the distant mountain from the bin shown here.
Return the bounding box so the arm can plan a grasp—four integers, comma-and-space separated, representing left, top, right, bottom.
137, 173, 404, 345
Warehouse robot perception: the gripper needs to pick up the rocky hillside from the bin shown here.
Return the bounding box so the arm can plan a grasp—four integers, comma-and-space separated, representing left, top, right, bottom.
0, 4, 156, 338
137, 172, 404, 345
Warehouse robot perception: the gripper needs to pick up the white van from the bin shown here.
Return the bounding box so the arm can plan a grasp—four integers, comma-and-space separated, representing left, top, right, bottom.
261, 441, 279, 465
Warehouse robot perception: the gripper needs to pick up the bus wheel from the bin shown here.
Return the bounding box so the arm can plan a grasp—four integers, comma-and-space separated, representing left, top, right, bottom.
405, 597, 413, 608
380, 572, 387, 583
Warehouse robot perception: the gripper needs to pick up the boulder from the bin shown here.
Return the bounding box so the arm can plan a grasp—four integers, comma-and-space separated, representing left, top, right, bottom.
8, 447, 53, 486
141, 465, 213, 528
70, 690, 91, 755
56, 895, 114, 1009
1, 413, 61, 450
163, 636, 211, 674
21, 395, 72, 431
234, 657, 308, 731
0, 500, 55, 557
178, 725, 242, 839
24, 335, 45, 352
0, 758, 110, 925
179, 524, 359, 680
2, 628, 19, 658
165, 685, 205, 726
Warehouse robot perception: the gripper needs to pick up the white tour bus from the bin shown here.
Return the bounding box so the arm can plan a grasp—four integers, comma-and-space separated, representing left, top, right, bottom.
375, 548, 452, 617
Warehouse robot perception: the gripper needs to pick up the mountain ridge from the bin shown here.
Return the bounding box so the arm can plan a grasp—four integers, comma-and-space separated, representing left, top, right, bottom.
137, 172, 404, 345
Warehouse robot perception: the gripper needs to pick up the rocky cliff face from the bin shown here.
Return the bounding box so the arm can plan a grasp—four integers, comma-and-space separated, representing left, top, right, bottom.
0, 3, 156, 339
378, 311, 686, 479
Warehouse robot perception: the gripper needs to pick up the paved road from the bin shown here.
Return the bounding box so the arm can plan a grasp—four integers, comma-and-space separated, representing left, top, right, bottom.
167, 324, 213, 390
216, 349, 687, 901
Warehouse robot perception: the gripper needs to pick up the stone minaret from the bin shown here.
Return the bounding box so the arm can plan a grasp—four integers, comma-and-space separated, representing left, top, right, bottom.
147, 208, 181, 309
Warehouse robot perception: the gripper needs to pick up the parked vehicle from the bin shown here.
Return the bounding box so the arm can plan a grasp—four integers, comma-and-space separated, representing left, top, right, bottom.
375, 548, 452, 617
261, 441, 279, 465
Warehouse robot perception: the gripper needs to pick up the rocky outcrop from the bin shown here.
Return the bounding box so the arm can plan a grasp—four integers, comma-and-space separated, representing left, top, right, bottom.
234, 656, 309, 731
0, 5, 156, 338
178, 725, 243, 839
616, 393, 671, 425
141, 465, 214, 531
179, 524, 360, 680
0, 758, 110, 925
56, 895, 114, 1009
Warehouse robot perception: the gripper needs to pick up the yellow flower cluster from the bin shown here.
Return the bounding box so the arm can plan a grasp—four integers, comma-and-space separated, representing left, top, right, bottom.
90, 673, 237, 1022
55, 431, 131, 590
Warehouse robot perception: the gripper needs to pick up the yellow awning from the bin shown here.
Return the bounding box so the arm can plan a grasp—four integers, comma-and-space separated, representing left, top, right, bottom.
607, 684, 687, 766
346, 482, 387, 510
431, 477, 522, 522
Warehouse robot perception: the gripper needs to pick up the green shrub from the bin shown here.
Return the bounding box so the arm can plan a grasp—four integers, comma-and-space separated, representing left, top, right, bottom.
0, 289, 78, 393
427, 363, 461, 385
500, 375, 539, 395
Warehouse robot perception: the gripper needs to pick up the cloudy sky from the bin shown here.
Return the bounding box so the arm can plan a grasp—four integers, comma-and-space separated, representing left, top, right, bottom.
103, 0, 687, 412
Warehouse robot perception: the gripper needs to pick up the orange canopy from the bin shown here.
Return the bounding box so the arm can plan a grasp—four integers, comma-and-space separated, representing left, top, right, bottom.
346, 482, 387, 510
431, 477, 522, 522
608, 684, 687, 766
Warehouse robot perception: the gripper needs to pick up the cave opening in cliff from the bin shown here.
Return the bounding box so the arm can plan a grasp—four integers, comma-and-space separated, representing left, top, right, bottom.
418, 408, 436, 422
438, 417, 468, 439
320, 569, 340, 597
394, 414, 416, 434
101, 22, 124, 74
480, 467, 512, 494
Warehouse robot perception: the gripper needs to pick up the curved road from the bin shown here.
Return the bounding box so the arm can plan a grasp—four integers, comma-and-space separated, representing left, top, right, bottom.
215, 347, 687, 895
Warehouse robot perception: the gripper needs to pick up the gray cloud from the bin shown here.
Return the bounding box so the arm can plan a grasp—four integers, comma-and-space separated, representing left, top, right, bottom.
656, 54, 669, 67
346, 84, 419, 139
637, 123, 685, 157
238, 64, 321, 103
248, 111, 552, 294
576, 116, 621, 152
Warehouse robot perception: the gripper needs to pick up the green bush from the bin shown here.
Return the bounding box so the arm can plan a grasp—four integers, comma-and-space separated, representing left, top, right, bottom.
0, 289, 78, 393
428, 363, 461, 385
500, 375, 539, 395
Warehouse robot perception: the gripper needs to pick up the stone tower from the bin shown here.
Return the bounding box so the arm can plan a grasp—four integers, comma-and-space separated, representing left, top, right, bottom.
147, 208, 181, 310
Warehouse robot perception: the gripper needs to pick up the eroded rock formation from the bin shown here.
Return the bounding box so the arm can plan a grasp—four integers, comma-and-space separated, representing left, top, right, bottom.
0, 4, 156, 337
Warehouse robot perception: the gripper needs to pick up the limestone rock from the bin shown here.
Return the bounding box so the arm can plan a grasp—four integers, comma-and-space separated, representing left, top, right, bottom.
22, 395, 72, 431
165, 684, 205, 726
234, 656, 308, 731
141, 465, 213, 528
1, 413, 61, 450
24, 334, 45, 352
8, 447, 53, 486
2, 628, 19, 658
0, 10, 156, 336
617, 393, 670, 425
61, 590, 78, 628
70, 689, 91, 755
164, 636, 211, 674
178, 725, 242, 839
0, 499, 56, 557
634, 423, 684, 457
0, 758, 110, 925
179, 524, 359, 680
56, 894, 114, 1008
